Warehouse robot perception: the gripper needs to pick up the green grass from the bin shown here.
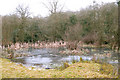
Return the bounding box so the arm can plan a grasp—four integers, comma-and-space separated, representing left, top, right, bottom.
0, 58, 118, 78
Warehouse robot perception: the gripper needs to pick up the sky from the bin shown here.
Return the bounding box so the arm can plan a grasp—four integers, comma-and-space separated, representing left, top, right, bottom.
0, 0, 116, 17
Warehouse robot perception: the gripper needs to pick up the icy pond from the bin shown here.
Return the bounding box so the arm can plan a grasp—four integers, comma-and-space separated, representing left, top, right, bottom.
11, 47, 118, 69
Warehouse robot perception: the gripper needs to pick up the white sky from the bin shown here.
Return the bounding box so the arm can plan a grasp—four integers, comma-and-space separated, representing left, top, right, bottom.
0, 0, 116, 17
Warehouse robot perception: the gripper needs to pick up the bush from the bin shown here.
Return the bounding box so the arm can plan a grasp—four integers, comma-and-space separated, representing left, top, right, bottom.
82, 34, 96, 44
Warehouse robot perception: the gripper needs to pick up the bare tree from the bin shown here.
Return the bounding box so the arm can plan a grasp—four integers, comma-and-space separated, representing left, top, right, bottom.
16, 4, 31, 43
42, 0, 64, 14
16, 4, 30, 18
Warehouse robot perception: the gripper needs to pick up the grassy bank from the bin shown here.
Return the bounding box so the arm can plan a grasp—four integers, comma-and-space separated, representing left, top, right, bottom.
0, 58, 117, 78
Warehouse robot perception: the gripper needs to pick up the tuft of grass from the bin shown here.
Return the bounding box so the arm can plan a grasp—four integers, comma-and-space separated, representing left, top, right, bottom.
80, 57, 83, 62
63, 62, 69, 69
58, 62, 70, 71
72, 59, 76, 64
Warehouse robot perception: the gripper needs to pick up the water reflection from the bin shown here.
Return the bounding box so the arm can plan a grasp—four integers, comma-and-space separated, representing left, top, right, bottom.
25, 56, 52, 64
60, 56, 93, 62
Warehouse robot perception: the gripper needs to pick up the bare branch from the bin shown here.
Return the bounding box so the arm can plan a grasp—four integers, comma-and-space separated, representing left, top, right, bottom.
16, 4, 30, 18
42, 0, 64, 14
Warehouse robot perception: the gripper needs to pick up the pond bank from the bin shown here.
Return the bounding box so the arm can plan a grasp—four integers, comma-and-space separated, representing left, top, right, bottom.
1, 45, 118, 70
1, 58, 117, 78
2, 44, 116, 59
1, 40, 118, 60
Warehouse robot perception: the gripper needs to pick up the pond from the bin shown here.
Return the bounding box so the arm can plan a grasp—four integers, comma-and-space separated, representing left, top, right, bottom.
11, 47, 118, 69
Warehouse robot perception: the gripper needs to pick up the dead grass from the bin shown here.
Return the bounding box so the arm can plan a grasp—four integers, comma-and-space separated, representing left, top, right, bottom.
0, 58, 117, 78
